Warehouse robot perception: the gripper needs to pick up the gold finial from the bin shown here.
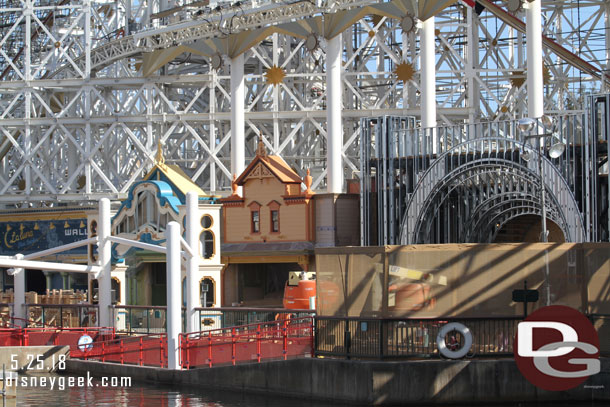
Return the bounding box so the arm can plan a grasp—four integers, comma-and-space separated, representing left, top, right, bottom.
231, 174, 239, 196
305, 169, 313, 195
156, 139, 166, 167
256, 136, 267, 157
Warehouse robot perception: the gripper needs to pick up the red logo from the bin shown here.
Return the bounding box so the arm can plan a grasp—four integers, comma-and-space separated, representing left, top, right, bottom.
514, 305, 600, 391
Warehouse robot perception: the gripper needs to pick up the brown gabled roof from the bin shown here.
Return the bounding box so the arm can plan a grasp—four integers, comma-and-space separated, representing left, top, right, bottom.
235, 154, 302, 185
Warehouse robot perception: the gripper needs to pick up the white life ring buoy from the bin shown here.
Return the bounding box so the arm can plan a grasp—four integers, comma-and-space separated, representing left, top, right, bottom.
436, 322, 473, 359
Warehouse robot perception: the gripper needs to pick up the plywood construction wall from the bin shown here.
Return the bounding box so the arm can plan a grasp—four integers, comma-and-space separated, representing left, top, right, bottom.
315, 243, 610, 318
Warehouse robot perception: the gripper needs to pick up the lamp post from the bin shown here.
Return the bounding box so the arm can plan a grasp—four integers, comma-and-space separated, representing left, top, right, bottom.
518, 116, 566, 242
518, 116, 565, 306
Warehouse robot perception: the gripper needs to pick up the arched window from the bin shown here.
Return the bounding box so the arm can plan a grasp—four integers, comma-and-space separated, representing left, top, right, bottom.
200, 231, 214, 259
200, 215, 214, 259
268, 200, 281, 233
89, 220, 98, 263
248, 202, 261, 234
200, 278, 214, 307
111, 277, 121, 304
90, 279, 98, 304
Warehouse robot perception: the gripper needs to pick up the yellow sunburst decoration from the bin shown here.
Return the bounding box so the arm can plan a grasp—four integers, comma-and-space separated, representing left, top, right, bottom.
394, 62, 416, 83
543, 64, 551, 85
510, 70, 525, 88
264, 65, 286, 86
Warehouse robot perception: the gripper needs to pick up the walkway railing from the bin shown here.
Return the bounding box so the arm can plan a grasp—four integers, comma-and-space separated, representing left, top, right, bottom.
70, 334, 168, 367
0, 326, 114, 347
180, 316, 314, 369
196, 307, 314, 332
25, 304, 99, 328
315, 316, 521, 359
113, 305, 171, 335
113, 305, 314, 334
315, 315, 610, 359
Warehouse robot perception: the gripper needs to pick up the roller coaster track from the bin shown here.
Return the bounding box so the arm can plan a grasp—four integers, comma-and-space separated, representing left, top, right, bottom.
477, 0, 609, 84
48, 0, 380, 78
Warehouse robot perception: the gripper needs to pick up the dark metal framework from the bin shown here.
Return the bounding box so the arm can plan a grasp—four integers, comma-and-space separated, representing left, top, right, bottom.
360, 96, 610, 245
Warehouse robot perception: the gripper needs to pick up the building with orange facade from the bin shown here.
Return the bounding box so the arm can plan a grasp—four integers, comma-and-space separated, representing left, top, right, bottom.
220, 139, 318, 307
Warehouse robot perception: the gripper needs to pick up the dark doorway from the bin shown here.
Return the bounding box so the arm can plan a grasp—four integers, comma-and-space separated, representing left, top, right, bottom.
26, 269, 46, 294
493, 215, 565, 243
237, 263, 299, 307
151, 263, 167, 306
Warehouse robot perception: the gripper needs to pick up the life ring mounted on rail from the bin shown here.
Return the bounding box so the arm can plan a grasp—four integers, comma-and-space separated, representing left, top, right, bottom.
436, 322, 473, 359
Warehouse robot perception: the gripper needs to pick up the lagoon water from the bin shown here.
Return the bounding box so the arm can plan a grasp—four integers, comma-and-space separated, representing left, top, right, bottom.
6, 376, 604, 407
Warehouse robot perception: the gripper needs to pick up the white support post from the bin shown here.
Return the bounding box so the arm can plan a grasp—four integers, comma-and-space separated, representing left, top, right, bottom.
186, 191, 200, 333
526, 0, 543, 118
231, 54, 245, 183
326, 33, 343, 193
421, 17, 437, 152
13, 254, 25, 326
166, 221, 181, 370
98, 198, 112, 328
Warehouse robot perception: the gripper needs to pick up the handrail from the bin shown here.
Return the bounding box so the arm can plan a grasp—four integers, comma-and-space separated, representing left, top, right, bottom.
181, 316, 313, 338
26, 303, 98, 308
314, 315, 524, 322
195, 307, 314, 313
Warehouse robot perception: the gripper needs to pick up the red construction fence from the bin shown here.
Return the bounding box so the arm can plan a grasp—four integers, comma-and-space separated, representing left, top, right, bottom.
0, 316, 315, 369
180, 316, 314, 369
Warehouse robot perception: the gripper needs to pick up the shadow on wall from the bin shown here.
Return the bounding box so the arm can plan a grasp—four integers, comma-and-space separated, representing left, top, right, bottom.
315, 243, 610, 319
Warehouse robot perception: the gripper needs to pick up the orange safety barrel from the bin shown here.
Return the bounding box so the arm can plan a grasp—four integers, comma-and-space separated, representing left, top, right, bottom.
283, 280, 316, 309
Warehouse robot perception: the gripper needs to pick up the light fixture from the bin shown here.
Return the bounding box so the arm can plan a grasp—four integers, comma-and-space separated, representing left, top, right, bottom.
540, 114, 554, 130
549, 142, 566, 159
521, 151, 531, 161
518, 117, 535, 133
305, 34, 319, 52
400, 14, 416, 34
507, 0, 523, 13
210, 53, 223, 71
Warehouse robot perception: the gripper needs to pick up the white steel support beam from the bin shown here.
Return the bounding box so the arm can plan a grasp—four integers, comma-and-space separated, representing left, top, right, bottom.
421, 17, 437, 130
526, 0, 544, 118
2, 259, 101, 274
186, 191, 200, 334
231, 54, 245, 182
466, 7, 480, 123
209, 69, 217, 192
13, 254, 25, 326
326, 34, 343, 193
166, 221, 182, 370
98, 198, 112, 328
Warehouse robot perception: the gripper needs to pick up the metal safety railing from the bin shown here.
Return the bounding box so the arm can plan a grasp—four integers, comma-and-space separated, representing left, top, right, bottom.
0, 326, 114, 347
70, 334, 168, 367
315, 316, 521, 359
180, 316, 314, 369
315, 315, 610, 359
195, 307, 314, 331
25, 304, 99, 328
112, 305, 172, 335
113, 305, 314, 334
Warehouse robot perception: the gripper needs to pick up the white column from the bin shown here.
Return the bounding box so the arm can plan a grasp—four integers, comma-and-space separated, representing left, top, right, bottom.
166, 221, 181, 370
326, 34, 343, 193
421, 17, 437, 154
13, 254, 25, 326
230, 54, 245, 180
98, 198, 112, 327
186, 192, 200, 333
526, 0, 543, 118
